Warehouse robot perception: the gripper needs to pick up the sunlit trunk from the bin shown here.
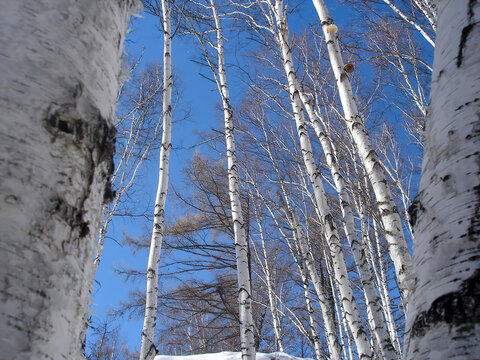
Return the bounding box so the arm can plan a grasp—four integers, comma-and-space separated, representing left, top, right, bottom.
210, 1, 256, 358
312, 0, 413, 305
140, 1, 172, 358
404, 0, 480, 357
0, 0, 133, 358
301, 92, 398, 359
273, 2, 372, 358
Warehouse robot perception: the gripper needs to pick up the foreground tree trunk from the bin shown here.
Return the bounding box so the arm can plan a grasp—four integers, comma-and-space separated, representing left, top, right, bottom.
140, 1, 173, 359
404, 0, 480, 358
0, 0, 134, 358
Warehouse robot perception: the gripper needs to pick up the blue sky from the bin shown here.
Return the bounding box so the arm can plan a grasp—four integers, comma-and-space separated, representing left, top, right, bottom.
90, 0, 360, 353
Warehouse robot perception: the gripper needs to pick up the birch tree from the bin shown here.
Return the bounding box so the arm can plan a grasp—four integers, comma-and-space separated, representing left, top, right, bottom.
241, 107, 342, 359
269, 2, 373, 358
139, 0, 173, 358
171, 1, 258, 356
404, 0, 480, 357
312, 0, 414, 304
209, 2, 256, 357
0, 0, 135, 358
300, 90, 398, 359
95, 63, 164, 268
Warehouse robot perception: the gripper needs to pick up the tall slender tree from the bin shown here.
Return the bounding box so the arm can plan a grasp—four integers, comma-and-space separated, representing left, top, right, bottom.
271, 2, 372, 358
140, 0, 173, 358
311, 0, 414, 304
209, 1, 256, 357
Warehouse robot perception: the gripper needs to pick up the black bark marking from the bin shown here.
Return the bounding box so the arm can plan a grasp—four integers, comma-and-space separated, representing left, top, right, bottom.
42, 96, 116, 253
458, 22, 476, 66
321, 18, 334, 26
49, 196, 90, 238
467, 185, 480, 240
455, 97, 479, 111
44, 108, 83, 139
410, 268, 480, 338
408, 194, 425, 229
457, 0, 478, 67
468, 0, 478, 20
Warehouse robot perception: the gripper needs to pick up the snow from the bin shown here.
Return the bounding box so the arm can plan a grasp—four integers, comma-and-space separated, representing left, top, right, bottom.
155, 352, 311, 360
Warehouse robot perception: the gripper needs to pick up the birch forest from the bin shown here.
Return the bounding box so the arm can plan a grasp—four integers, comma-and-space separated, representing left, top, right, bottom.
0, 0, 478, 360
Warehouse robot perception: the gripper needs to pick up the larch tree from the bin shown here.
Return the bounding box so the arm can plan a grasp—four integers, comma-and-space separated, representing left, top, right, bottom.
0, 0, 136, 358
404, 0, 480, 358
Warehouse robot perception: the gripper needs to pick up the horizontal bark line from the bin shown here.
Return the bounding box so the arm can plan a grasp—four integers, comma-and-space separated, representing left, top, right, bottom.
410, 268, 480, 338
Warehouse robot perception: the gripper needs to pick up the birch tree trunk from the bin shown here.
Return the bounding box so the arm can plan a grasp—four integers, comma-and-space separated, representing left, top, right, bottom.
210, 1, 256, 358
300, 94, 398, 359
311, 0, 414, 304
246, 169, 327, 359
404, 0, 480, 357
283, 203, 342, 360
272, 2, 372, 358
0, 0, 134, 358
256, 124, 342, 360
140, 1, 172, 358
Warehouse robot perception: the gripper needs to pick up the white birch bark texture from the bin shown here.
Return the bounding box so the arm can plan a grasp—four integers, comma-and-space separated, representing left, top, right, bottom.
210, 1, 256, 358
404, 0, 480, 358
301, 94, 398, 360
258, 118, 342, 360
311, 0, 414, 303
0, 0, 135, 358
247, 172, 329, 360
272, 2, 372, 358
281, 196, 342, 360
140, 1, 173, 359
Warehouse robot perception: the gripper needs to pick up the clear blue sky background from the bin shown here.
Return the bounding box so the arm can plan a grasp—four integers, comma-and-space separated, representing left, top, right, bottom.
90, 0, 359, 353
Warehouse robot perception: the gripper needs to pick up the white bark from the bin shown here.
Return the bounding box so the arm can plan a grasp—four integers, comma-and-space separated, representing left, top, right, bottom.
245, 163, 328, 359
272, 2, 372, 358
371, 219, 401, 353
381, 0, 436, 46
311, 0, 414, 304
296, 257, 324, 360
140, 1, 172, 358
301, 94, 398, 359
210, 1, 256, 358
404, 0, 480, 357
283, 204, 342, 360
255, 121, 342, 360
0, 0, 134, 358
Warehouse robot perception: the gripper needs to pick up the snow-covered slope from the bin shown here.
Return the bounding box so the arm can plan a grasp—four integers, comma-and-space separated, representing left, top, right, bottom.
155, 352, 311, 360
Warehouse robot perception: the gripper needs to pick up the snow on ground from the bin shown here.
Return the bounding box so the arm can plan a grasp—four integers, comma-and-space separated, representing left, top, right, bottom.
155, 352, 311, 360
